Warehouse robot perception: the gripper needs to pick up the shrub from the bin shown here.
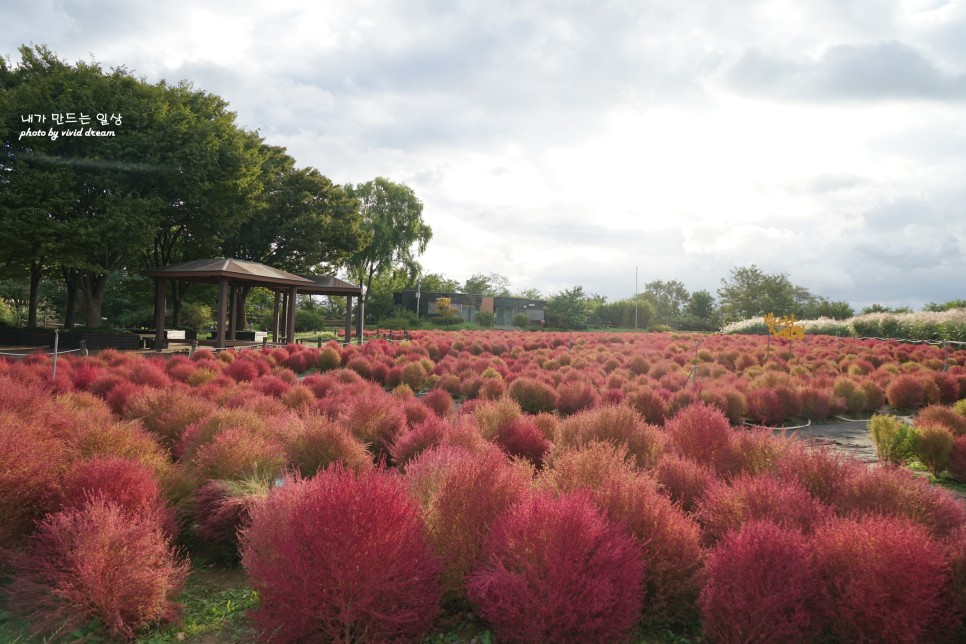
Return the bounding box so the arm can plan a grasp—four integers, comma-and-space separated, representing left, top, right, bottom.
177, 409, 267, 461
475, 311, 494, 327
699, 521, 822, 643
224, 358, 260, 382
285, 416, 372, 476
812, 515, 954, 643
951, 435, 966, 483
695, 473, 827, 544
123, 388, 213, 450
833, 464, 966, 540
745, 388, 787, 425
697, 385, 748, 424
665, 402, 734, 473
467, 492, 644, 644
59, 457, 165, 517
799, 386, 832, 420
886, 374, 927, 409
654, 454, 716, 513
557, 404, 668, 469
726, 428, 789, 478
625, 387, 668, 425
918, 404, 966, 436
472, 397, 523, 441
339, 391, 408, 460
194, 478, 270, 555
390, 415, 450, 468
411, 447, 532, 602
508, 377, 558, 414
494, 415, 550, 466
8, 499, 188, 641
592, 471, 704, 627
868, 413, 918, 465
0, 414, 70, 549
555, 381, 597, 416
542, 440, 637, 494
776, 444, 856, 504
399, 361, 429, 391
240, 468, 442, 642
916, 423, 955, 476
422, 388, 454, 418
191, 427, 287, 482
833, 377, 868, 415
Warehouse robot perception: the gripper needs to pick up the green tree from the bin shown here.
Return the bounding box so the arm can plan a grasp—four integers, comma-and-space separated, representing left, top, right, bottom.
0, 45, 267, 328
345, 177, 431, 313
221, 145, 366, 328
418, 272, 460, 293
545, 285, 589, 330
717, 265, 803, 323
924, 300, 966, 312
642, 279, 690, 326
462, 272, 511, 296
862, 303, 912, 314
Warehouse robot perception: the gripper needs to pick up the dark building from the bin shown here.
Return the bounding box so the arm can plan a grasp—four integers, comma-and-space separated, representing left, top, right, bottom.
393, 290, 545, 326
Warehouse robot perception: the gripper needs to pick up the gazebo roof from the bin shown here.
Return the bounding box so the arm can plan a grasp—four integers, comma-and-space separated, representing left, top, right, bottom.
142, 258, 361, 295
142, 258, 313, 287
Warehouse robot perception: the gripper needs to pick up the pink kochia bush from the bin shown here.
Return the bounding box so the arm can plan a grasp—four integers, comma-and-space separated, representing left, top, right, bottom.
240, 467, 442, 642
8, 498, 189, 641
468, 492, 644, 643
699, 521, 822, 644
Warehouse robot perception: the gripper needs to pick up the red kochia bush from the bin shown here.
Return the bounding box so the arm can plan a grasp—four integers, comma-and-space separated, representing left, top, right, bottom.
8, 499, 188, 641
240, 468, 442, 642
699, 521, 822, 644
812, 515, 955, 643
59, 457, 164, 516
696, 473, 828, 544
468, 492, 644, 644
665, 402, 734, 473
886, 374, 927, 409
508, 377, 558, 414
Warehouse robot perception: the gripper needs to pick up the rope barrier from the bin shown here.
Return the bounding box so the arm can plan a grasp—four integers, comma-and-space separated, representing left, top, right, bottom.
741, 418, 813, 431
0, 348, 83, 357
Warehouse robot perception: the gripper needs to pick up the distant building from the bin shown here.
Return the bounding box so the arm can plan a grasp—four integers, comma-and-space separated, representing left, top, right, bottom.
393, 290, 545, 326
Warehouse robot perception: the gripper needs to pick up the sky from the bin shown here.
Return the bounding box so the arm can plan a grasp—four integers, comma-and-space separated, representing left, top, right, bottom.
2, 0, 965, 311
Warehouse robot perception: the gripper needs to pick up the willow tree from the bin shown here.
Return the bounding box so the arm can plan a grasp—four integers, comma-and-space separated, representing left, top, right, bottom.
345, 177, 432, 312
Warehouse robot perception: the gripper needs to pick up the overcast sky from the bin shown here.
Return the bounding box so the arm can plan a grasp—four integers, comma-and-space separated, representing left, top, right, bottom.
3, 0, 965, 311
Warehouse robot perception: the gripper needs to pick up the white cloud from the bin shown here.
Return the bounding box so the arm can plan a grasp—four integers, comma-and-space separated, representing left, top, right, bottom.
2, 0, 965, 309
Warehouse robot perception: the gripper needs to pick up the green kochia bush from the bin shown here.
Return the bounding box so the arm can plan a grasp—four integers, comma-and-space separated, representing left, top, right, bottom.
868, 413, 918, 465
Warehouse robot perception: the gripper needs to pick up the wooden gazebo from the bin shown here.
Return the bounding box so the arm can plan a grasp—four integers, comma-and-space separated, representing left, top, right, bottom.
142, 258, 363, 351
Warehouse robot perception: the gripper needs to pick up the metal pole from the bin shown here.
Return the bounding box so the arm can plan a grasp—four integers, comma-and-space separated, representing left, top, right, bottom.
416, 281, 421, 320
52, 328, 59, 379
634, 266, 638, 330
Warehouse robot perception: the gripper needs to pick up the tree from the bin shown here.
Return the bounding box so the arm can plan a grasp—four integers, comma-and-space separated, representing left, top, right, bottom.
545, 286, 589, 330
417, 272, 460, 293
642, 279, 690, 326
717, 265, 801, 323
862, 303, 912, 314
462, 272, 511, 296
687, 289, 716, 322
344, 178, 431, 312
220, 145, 367, 329
924, 300, 966, 312
515, 287, 544, 300
0, 46, 267, 328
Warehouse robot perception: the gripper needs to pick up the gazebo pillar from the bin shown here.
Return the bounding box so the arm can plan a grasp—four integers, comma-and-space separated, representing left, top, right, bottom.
216, 278, 228, 349
229, 285, 239, 341
344, 296, 352, 345
285, 286, 298, 344
153, 278, 166, 353
271, 291, 281, 344
356, 296, 364, 345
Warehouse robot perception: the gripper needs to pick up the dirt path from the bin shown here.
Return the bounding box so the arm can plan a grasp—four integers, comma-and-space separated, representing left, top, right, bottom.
777, 418, 879, 463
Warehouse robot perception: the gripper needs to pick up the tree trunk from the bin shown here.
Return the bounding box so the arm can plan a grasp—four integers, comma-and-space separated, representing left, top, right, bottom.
62, 268, 78, 329
79, 271, 110, 329
27, 260, 42, 328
